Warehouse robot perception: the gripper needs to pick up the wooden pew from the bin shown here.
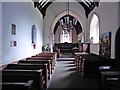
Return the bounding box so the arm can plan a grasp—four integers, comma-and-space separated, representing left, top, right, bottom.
74, 52, 89, 70
4, 63, 48, 88
38, 52, 57, 66
18, 60, 51, 79
81, 55, 114, 78
32, 55, 55, 68
2, 69, 43, 90
1, 80, 33, 90
74, 53, 115, 78
100, 70, 120, 90
26, 57, 53, 74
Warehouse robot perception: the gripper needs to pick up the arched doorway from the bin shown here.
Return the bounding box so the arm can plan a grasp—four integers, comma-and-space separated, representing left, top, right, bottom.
115, 27, 120, 68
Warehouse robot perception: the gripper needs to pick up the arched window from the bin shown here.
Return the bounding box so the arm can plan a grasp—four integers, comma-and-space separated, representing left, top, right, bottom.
90, 13, 99, 44
60, 30, 72, 43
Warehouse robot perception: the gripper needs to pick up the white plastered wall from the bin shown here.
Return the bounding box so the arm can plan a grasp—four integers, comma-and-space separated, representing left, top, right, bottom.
0, 1, 2, 66
2, 2, 43, 66
88, 2, 119, 58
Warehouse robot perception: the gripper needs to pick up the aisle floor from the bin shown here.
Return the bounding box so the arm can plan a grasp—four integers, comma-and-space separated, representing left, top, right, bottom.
47, 60, 99, 89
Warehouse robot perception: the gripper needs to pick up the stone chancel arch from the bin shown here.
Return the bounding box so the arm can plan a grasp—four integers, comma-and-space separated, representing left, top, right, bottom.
50, 10, 85, 44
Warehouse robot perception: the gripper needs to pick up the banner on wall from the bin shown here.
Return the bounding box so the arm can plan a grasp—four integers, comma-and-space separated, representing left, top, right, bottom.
99, 32, 111, 58
32, 25, 37, 49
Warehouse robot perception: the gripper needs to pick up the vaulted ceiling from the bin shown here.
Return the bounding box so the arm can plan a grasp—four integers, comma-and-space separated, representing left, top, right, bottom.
32, 0, 100, 35
33, 0, 100, 18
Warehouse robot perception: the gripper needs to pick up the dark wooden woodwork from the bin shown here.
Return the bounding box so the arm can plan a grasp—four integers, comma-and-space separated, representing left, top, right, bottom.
4, 63, 48, 89
115, 27, 120, 69
33, 1, 100, 18
26, 57, 53, 74
36, 52, 57, 67
54, 43, 78, 53
100, 70, 120, 90
1, 80, 33, 90
18, 60, 51, 79
74, 53, 115, 78
2, 69, 43, 90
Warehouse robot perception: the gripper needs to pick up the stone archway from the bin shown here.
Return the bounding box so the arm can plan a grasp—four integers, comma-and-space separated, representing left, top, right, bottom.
115, 27, 120, 68
50, 10, 86, 44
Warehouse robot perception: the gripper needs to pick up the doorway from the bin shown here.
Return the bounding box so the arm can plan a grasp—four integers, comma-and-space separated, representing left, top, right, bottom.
115, 27, 120, 68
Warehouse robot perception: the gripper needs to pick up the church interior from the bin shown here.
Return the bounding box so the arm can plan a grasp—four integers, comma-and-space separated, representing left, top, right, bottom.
0, 0, 120, 90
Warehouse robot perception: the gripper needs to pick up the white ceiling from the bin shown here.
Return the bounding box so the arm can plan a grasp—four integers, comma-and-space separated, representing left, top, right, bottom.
46, 1, 86, 19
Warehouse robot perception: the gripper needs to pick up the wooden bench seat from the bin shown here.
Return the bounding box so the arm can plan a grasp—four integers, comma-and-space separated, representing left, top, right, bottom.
76, 53, 115, 78
2, 69, 43, 90
36, 54, 56, 67
82, 58, 114, 77
74, 52, 89, 68
100, 70, 120, 90
1, 80, 33, 90
39, 52, 57, 61
4, 63, 48, 88
18, 60, 51, 78
26, 57, 53, 73
36, 52, 57, 67
31, 56, 54, 68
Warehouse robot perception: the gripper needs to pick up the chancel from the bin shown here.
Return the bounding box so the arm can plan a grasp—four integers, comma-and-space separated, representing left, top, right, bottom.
1, 0, 120, 90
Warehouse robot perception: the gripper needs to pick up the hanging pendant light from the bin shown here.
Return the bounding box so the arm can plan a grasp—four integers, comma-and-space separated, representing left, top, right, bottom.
59, 0, 78, 33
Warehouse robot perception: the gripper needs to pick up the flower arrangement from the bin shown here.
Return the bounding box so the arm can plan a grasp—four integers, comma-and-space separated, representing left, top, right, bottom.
42, 44, 50, 52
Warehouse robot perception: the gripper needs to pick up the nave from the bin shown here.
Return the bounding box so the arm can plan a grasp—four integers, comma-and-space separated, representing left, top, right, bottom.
1, 52, 120, 90
47, 57, 99, 89
1, 1, 120, 90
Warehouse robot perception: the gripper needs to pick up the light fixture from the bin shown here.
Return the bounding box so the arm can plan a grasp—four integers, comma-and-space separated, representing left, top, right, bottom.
59, 0, 78, 33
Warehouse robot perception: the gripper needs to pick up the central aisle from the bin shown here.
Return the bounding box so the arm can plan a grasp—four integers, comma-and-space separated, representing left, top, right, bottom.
47, 60, 99, 89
